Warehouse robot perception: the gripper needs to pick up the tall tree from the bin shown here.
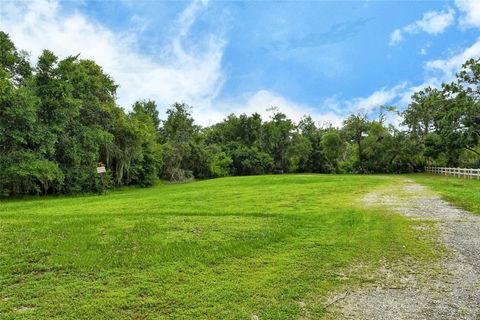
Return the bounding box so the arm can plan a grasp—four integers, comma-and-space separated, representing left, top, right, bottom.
321, 129, 345, 173
262, 112, 295, 171
159, 102, 200, 181
342, 114, 370, 173
0, 36, 63, 195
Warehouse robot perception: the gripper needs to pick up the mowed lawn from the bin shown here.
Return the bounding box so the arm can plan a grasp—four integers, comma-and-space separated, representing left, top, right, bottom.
0, 175, 435, 319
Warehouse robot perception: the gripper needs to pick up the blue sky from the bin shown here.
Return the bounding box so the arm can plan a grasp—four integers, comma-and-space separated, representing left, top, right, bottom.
1, 0, 480, 126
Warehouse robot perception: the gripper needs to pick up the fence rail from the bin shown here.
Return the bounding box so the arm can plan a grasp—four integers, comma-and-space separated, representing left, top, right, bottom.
425, 167, 480, 179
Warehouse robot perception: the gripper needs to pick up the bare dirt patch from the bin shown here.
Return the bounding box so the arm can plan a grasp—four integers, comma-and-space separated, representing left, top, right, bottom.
329, 180, 480, 319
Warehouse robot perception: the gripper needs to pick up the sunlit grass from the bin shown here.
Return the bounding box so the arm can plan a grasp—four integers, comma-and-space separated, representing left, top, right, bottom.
0, 174, 436, 319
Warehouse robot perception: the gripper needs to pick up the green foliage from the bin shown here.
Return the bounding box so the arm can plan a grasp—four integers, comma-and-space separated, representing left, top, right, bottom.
158, 103, 200, 181
127, 106, 161, 187
320, 129, 345, 173
402, 59, 480, 167
287, 133, 312, 172
0, 150, 63, 195
342, 114, 370, 172
0, 32, 162, 195
209, 151, 232, 178
261, 112, 296, 170
296, 116, 324, 172
0, 31, 32, 85
0, 73, 39, 150
133, 99, 160, 130
231, 145, 274, 175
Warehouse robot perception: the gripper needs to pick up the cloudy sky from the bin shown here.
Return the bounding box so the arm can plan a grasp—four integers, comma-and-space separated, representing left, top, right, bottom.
1, 0, 479, 126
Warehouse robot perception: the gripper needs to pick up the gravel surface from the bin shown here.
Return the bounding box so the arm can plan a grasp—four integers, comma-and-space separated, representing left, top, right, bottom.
333, 180, 480, 319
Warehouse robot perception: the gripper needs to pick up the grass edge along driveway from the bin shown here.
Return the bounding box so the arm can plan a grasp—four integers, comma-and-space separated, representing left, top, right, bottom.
410, 173, 480, 216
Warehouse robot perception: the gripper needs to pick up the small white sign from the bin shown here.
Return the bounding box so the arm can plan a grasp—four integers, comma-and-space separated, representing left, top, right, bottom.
96, 166, 106, 174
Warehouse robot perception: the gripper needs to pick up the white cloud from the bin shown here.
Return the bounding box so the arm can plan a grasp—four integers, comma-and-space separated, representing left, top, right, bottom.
196, 90, 346, 127
358, 37, 480, 114
425, 38, 480, 81
397, 78, 442, 107
0, 0, 225, 115
3, 0, 477, 130
237, 87, 415, 128
352, 5, 480, 122
311, 85, 409, 128
352, 38, 480, 112
456, 0, 480, 28
416, 9, 456, 34
389, 8, 455, 46
389, 29, 403, 46
348, 83, 407, 113
0, 0, 347, 128
320, 37, 480, 120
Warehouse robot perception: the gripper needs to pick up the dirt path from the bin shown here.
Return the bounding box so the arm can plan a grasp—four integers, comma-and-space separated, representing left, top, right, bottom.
332, 179, 480, 319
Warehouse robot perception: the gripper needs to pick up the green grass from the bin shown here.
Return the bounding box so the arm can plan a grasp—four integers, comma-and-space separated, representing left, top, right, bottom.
0, 175, 436, 319
410, 173, 480, 215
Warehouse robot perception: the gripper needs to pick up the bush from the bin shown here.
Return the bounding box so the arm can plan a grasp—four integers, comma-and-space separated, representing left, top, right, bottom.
210, 152, 232, 178
0, 151, 64, 195
231, 146, 273, 175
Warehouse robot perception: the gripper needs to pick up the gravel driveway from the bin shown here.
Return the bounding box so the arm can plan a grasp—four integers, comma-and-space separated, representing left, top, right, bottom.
332, 180, 480, 319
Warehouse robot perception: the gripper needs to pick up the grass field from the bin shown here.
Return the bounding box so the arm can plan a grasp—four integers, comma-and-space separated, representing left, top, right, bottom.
0, 175, 438, 319
410, 174, 480, 215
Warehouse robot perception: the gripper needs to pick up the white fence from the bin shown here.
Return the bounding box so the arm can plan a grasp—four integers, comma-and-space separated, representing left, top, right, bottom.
425, 167, 480, 179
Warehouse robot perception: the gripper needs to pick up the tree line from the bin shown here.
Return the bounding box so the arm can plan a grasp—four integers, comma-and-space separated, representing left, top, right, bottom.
1, 31, 479, 196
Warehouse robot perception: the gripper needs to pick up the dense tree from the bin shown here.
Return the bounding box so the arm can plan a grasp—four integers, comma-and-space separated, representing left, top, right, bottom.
320, 129, 345, 173
342, 114, 370, 173
401, 59, 480, 167
127, 105, 161, 186
296, 116, 322, 172
287, 133, 312, 172
446, 60, 480, 161
0, 68, 63, 195
158, 103, 199, 181
0, 31, 32, 85
261, 112, 295, 171
133, 100, 161, 131
1, 31, 480, 197
231, 146, 273, 175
